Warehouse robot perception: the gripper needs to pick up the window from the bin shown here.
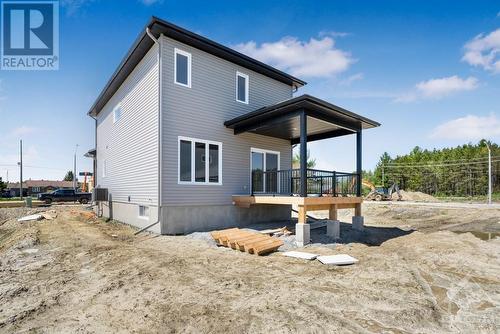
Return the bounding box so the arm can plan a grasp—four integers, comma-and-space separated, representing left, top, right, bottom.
139, 205, 149, 218
236, 71, 249, 104
174, 48, 191, 87
113, 104, 122, 123
251, 148, 280, 193
178, 136, 222, 185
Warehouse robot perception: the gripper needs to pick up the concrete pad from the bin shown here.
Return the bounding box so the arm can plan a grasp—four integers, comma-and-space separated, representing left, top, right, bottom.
326, 220, 340, 239
295, 223, 310, 247
317, 254, 359, 266
352, 216, 364, 231
282, 251, 318, 260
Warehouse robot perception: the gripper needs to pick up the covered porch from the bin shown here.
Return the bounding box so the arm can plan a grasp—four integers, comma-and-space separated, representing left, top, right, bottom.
225, 94, 380, 242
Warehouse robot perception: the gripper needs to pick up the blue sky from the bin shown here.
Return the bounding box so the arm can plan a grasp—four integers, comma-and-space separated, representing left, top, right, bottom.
1, 0, 499, 182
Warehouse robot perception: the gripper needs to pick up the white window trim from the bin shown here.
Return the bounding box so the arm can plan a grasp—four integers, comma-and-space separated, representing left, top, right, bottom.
138, 205, 149, 220
250, 147, 280, 194
236, 71, 249, 104
178, 136, 222, 185
174, 48, 192, 88
112, 104, 122, 123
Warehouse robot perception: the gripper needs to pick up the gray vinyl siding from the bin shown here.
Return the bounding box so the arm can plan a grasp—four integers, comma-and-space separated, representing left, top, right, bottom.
160, 36, 293, 206
96, 44, 159, 206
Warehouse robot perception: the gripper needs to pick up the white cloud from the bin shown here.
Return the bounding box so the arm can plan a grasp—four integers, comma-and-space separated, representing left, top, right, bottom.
395, 75, 479, 102
234, 36, 355, 78
339, 73, 364, 86
430, 114, 500, 140
416, 76, 478, 98
462, 28, 500, 73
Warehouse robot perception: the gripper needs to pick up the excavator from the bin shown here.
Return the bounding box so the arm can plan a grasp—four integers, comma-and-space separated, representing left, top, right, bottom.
362, 179, 402, 201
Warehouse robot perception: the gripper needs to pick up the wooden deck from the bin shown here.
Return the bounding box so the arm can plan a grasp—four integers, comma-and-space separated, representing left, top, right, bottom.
232, 195, 362, 224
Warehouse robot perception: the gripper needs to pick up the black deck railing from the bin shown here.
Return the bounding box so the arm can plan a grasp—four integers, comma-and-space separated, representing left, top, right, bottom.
251, 168, 360, 196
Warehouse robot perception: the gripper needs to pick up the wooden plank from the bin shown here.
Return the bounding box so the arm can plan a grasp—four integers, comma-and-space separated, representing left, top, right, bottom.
235, 234, 269, 251
303, 204, 330, 211
213, 229, 245, 245
227, 231, 257, 249
245, 238, 282, 254
219, 230, 250, 246
303, 196, 363, 205
254, 239, 284, 255
232, 195, 363, 208
210, 227, 239, 240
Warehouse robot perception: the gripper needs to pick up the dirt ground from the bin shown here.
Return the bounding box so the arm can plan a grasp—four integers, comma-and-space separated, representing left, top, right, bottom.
1, 204, 499, 333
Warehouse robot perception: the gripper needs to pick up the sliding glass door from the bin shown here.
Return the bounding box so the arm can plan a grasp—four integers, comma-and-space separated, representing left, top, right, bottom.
251, 149, 280, 194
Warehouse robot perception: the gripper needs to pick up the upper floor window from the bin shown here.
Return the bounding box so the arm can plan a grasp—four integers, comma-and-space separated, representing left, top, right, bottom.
113, 104, 122, 123
236, 71, 249, 104
178, 136, 222, 185
175, 48, 191, 88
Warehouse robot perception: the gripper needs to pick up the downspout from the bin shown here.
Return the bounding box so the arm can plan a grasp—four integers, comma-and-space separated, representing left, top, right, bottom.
135, 27, 163, 235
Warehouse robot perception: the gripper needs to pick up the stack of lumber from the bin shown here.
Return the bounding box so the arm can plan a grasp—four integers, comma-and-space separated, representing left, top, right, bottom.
211, 228, 284, 256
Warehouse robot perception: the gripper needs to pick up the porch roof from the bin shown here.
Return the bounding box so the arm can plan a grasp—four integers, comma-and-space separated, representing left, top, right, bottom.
224, 94, 380, 144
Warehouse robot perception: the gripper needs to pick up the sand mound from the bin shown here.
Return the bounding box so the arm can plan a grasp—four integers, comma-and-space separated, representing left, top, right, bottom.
393, 190, 437, 202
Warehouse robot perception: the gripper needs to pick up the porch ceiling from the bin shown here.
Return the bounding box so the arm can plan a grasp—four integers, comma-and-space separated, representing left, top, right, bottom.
224, 94, 380, 143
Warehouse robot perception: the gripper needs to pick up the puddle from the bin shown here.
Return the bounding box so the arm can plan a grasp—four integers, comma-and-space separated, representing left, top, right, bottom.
453, 231, 500, 241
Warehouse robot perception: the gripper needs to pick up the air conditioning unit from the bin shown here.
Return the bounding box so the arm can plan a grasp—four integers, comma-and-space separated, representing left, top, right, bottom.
93, 188, 109, 202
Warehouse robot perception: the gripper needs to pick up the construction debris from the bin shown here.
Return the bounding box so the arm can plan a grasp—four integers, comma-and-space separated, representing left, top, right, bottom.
211, 228, 284, 255
41, 210, 57, 220
17, 214, 43, 222
317, 254, 358, 266
282, 251, 318, 260
259, 226, 292, 237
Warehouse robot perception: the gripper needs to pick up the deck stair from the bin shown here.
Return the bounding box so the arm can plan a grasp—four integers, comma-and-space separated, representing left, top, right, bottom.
211, 228, 283, 255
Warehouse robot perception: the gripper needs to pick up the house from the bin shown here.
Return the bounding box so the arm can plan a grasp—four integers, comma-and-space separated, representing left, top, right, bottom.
88, 17, 380, 241
7, 180, 74, 197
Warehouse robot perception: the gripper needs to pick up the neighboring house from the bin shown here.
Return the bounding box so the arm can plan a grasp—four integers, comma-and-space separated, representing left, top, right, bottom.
7, 180, 74, 197
88, 17, 380, 237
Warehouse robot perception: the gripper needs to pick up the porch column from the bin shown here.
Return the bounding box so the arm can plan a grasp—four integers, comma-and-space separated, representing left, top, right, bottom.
353, 129, 364, 231
356, 130, 362, 197
300, 111, 307, 197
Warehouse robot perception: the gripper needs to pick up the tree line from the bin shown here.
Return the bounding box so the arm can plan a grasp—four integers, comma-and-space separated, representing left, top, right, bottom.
364, 140, 499, 197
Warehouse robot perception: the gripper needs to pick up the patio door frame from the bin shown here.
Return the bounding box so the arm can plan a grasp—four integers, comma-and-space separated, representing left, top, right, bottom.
250, 147, 280, 194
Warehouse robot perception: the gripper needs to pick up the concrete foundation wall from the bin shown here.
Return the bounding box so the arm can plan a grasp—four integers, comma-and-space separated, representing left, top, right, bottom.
161, 204, 291, 235
98, 201, 290, 235
98, 201, 160, 234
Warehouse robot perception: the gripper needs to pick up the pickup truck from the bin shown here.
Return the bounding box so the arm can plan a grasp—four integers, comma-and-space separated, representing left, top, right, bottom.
38, 189, 92, 204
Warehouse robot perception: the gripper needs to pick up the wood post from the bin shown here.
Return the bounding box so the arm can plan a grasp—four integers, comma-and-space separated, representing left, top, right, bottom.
328, 204, 338, 220
298, 205, 307, 224
354, 203, 362, 217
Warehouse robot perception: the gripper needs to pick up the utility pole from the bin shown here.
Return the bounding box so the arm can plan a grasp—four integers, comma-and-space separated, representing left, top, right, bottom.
19, 140, 23, 199
73, 144, 79, 191
486, 142, 492, 205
